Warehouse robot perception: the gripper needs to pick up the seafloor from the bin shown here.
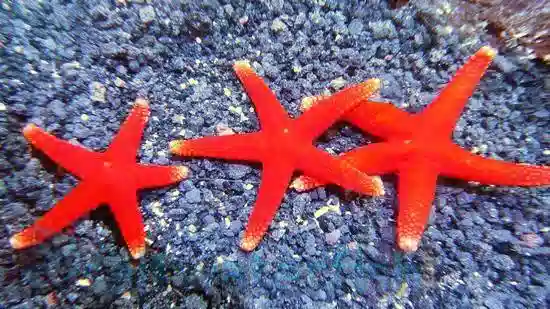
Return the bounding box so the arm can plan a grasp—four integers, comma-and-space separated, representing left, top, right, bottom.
1, 0, 549, 308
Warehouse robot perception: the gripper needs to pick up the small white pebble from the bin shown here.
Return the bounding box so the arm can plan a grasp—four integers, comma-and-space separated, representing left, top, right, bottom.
150, 201, 164, 217
14, 46, 24, 54
223, 87, 232, 97
75, 278, 91, 287
0, 102, 6, 111
239, 16, 249, 24
330, 77, 347, 90
114, 77, 126, 88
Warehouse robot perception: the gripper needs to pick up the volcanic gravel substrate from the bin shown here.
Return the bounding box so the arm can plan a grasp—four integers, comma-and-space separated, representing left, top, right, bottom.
1, 1, 549, 308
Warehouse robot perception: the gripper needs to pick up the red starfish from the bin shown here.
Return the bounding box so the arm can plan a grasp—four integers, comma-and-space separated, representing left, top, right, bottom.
170, 61, 384, 251
292, 46, 550, 252
11, 98, 188, 259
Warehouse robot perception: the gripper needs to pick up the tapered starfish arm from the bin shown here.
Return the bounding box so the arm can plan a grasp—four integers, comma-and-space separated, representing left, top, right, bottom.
296, 79, 381, 140
106, 98, 150, 161
10, 182, 101, 249
291, 143, 403, 191
240, 160, 294, 251
440, 145, 550, 186
23, 124, 103, 179
170, 132, 264, 162
419, 46, 496, 137
134, 165, 189, 189
396, 164, 439, 252
344, 102, 415, 140
295, 145, 385, 196
108, 187, 146, 259
300, 96, 412, 140
234, 61, 288, 130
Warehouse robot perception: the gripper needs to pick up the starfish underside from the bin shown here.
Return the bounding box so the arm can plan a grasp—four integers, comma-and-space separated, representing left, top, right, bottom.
171, 61, 384, 251
292, 46, 550, 252
11, 99, 188, 259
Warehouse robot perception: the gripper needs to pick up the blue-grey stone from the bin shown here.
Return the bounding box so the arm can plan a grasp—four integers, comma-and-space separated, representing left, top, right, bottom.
185, 189, 202, 203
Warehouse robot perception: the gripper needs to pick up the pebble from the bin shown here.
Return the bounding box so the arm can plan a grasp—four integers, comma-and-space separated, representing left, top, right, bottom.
139, 6, 156, 24
354, 278, 370, 296
185, 189, 202, 203
348, 19, 364, 36
369, 20, 398, 39
271, 18, 286, 32
226, 164, 251, 179
90, 82, 106, 103
92, 276, 108, 295
491, 254, 515, 271
325, 229, 341, 245
340, 256, 356, 275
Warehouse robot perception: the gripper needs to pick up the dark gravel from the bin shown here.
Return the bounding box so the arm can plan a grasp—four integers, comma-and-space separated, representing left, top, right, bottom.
1, 0, 549, 308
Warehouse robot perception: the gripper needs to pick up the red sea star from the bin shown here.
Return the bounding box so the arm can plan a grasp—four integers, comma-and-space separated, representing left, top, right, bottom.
170, 61, 384, 251
292, 46, 550, 252
11, 98, 188, 259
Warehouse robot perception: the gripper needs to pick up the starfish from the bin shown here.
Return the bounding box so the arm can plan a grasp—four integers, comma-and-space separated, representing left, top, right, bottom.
170, 61, 385, 251
11, 98, 188, 259
292, 46, 550, 252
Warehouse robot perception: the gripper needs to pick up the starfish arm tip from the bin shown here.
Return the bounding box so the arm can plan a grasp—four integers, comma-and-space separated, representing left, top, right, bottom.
134, 97, 149, 108
368, 78, 381, 89
169, 140, 183, 154
289, 178, 305, 191
172, 166, 190, 181
240, 235, 261, 252
357, 78, 382, 95
479, 46, 497, 58
9, 234, 26, 249
233, 60, 252, 71
398, 236, 420, 253
22, 123, 39, 139
372, 176, 385, 196
129, 245, 146, 259
299, 95, 329, 112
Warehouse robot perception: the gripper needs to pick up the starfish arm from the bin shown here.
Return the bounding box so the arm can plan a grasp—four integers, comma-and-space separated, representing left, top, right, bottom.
241, 160, 294, 251
23, 124, 102, 178
10, 182, 101, 249
170, 132, 263, 162
106, 98, 150, 161
345, 102, 415, 140
419, 46, 496, 137
108, 187, 146, 259
233, 61, 288, 130
291, 143, 401, 191
296, 79, 381, 140
396, 164, 439, 253
301, 96, 413, 140
440, 146, 550, 186
134, 164, 189, 189
295, 146, 385, 196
